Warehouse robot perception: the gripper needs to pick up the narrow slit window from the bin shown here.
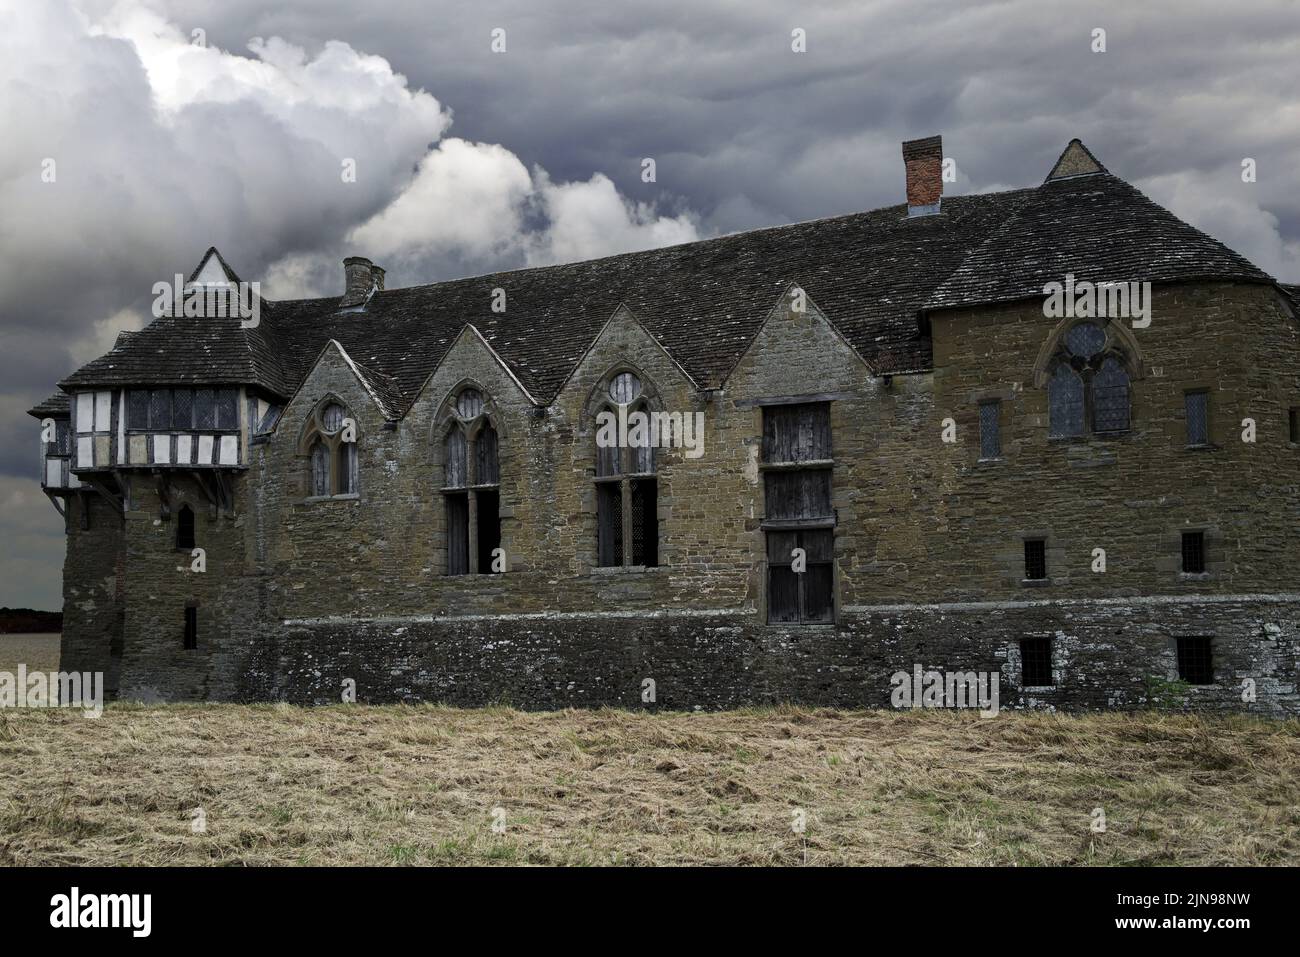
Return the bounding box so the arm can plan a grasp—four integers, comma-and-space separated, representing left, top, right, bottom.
1176, 637, 1214, 685
1020, 637, 1054, 686
979, 400, 1001, 459
630, 478, 658, 567
476, 488, 501, 573
446, 492, 470, 576
1181, 530, 1206, 574
1024, 539, 1047, 581
177, 505, 195, 550
1290, 408, 1299, 444
1185, 391, 1209, 446
183, 605, 197, 650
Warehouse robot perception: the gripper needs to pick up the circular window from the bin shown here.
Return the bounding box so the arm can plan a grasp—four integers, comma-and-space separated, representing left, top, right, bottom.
321, 403, 346, 432
1065, 322, 1105, 359
609, 372, 642, 404
456, 389, 484, 419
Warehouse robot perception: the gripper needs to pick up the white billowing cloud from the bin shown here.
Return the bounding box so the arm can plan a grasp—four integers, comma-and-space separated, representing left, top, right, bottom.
526, 171, 699, 266
1139, 170, 1300, 282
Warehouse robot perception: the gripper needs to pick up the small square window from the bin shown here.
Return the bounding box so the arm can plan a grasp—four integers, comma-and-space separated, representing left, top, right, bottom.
979, 400, 1001, 459
1185, 391, 1209, 446
1020, 637, 1054, 686
1176, 637, 1214, 684
1181, 530, 1206, 574
1024, 539, 1047, 581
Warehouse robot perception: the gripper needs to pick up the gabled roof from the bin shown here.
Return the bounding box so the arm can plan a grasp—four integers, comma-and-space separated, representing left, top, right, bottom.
27, 392, 70, 419
54, 140, 1286, 418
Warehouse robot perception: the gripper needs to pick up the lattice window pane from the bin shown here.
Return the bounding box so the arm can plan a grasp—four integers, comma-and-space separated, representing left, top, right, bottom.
1021, 637, 1053, 686
1065, 321, 1105, 358
1024, 539, 1047, 580
444, 427, 467, 487
127, 390, 150, 430
52, 420, 71, 455
630, 479, 658, 567
1185, 391, 1209, 446
194, 389, 216, 430
217, 388, 239, 430
979, 401, 1000, 458
475, 426, 499, 485
149, 389, 172, 430
172, 389, 193, 430
1181, 531, 1205, 573
1092, 357, 1130, 432
1048, 365, 1084, 437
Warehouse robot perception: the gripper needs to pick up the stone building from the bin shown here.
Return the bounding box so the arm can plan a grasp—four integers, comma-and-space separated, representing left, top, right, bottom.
30, 137, 1300, 712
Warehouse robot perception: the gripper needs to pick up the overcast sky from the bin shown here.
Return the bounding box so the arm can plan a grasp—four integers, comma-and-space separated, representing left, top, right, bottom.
1, 0, 1297, 610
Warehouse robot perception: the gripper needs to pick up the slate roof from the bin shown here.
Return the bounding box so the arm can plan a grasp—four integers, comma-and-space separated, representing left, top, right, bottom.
53, 141, 1285, 420
27, 392, 70, 418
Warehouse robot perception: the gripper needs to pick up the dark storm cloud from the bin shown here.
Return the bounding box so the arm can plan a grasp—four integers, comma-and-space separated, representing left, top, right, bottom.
1, 0, 1296, 607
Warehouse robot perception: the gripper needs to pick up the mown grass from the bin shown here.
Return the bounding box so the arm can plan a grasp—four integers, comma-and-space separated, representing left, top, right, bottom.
0, 702, 1295, 866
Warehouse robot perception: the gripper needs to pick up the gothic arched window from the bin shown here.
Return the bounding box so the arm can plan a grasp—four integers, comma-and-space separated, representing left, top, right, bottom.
594, 370, 658, 568
302, 399, 359, 497
1047, 321, 1132, 437
441, 387, 501, 575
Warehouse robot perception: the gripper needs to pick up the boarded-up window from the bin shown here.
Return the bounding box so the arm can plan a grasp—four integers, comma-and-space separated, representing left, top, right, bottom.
476, 426, 499, 485
446, 492, 469, 576
597, 482, 623, 567
631, 479, 658, 567
444, 427, 467, 487
762, 403, 831, 463
766, 529, 833, 623
310, 440, 330, 497
337, 442, 358, 495
763, 469, 832, 521
596, 414, 620, 477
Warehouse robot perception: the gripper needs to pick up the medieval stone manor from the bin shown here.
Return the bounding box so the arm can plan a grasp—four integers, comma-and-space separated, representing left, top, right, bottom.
31, 137, 1300, 712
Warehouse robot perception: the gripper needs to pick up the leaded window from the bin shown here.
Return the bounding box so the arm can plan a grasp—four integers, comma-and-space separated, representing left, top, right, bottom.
1185, 391, 1209, 446
1046, 321, 1132, 437
442, 388, 502, 575
594, 371, 658, 568
302, 398, 359, 498
979, 400, 1001, 460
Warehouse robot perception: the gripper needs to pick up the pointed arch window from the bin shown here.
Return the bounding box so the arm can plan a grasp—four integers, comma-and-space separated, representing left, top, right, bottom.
442, 388, 502, 575
302, 399, 359, 498
594, 371, 658, 568
1047, 321, 1132, 437
176, 504, 196, 550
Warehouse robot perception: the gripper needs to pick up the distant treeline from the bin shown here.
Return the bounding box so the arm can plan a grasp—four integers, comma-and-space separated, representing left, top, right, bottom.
0, 607, 63, 634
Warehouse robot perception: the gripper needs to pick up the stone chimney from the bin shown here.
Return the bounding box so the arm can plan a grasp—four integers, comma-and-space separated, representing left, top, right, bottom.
340, 256, 385, 308
901, 135, 943, 217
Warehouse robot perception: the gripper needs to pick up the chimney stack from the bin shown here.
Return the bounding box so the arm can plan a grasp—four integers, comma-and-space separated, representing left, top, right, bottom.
340, 256, 385, 308
901, 135, 943, 217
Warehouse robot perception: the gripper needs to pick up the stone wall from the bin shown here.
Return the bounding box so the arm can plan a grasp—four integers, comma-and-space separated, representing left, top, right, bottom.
62, 278, 1300, 710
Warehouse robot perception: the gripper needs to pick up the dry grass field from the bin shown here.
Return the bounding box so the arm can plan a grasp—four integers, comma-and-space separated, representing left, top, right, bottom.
0, 702, 1296, 866
0, 634, 60, 675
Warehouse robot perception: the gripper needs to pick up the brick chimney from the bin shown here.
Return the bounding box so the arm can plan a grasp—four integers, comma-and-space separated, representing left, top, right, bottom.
340, 256, 385, 308
901, 135, 943, 217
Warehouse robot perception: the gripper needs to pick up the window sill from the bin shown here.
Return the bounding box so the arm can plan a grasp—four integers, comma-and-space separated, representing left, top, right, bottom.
1020, 684, 1057, 691
590, 564, 661, 575
1178, 571, 1213, 581
977, 456, 1003, 464
763, 620, 837, 628
1021, 578, 1052, 588
1183, 443, 1217, 452
301, 493, 359, 504
759, 459, 834, 471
